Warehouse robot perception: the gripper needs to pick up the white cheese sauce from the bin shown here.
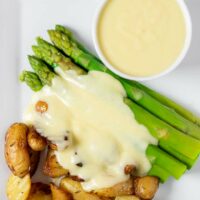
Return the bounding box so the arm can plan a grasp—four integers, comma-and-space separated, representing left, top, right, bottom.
97, 0, 186, 77
23, 68, 157, 191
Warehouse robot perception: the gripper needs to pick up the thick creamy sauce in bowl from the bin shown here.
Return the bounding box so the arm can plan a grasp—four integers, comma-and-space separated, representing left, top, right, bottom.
24, 68, 157, 191
96, 0, 188, 78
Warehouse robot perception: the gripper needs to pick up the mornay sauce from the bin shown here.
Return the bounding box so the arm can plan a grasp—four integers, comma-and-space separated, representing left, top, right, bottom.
97, 0, 187, 77
23, 68, 157, 191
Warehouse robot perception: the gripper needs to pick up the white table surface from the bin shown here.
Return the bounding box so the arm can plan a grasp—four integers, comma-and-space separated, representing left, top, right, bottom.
0, 0, 199, 199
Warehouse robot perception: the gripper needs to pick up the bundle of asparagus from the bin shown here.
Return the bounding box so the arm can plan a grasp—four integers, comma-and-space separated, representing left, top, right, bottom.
20, 25, 200, 183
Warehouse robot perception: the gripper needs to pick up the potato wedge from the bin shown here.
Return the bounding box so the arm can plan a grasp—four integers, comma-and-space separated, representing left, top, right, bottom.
6, 174, 31, 200
29, 149, 40, 176
5, 123, 30, 177
94, 179, 134, 197
134, 176, 159, 200
27, 182, 52, 200
60, 177, 104, 200
28, 126, 47, 151
50, 183, 73, 200
115, 195, 140, 200
43, 149, 68, 178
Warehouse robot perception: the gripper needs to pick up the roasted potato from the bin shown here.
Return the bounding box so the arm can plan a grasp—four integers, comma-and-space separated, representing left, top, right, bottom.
134, 176, 159, 200
60, 177, 104, 200
28, 126, 47, 151
6, 174, 31, 200
29, 149, 40, 176
50, 183, 73, 200
115, 195, 140, 200
5, 123, 30, 177
94, 179, 134, 197
27, 182, 52, 200
124, 165, 136, 175
43, 149, 68, 178
49, 142, 58, 150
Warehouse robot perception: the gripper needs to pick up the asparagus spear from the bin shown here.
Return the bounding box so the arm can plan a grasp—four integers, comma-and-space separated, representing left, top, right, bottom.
32, 37, 85, 75
122, 81, 200, 140
146, 144, 186, 180
24, 54, 187, 181
125, 98, 200, 161
19, 71, 43, 91
31, 37, 200, 168
48, 29, 200, 140
148, 164, 170, 183
129, 80, 200, 126
28, 56, 55, 86
55, 25, 101, 62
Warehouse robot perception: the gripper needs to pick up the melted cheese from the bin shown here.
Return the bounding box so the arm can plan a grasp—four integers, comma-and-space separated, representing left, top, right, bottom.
23, 68, 157, 191
97, 0, 186, 77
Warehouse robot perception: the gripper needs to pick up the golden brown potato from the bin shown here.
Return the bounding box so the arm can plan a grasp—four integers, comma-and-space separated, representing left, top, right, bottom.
5, 123, 30, 177
124, 165, 136, 175
49, 142, 58, 150
28, 126, 47, 151
94, 179, 134, 198
29, 149, 40, 176
115, 195, 140, 200
70, 175, 84, 182
43, 149, 68, 178
50, 183, 73, 200
6, 174, 31, 200
134, 176, 159, 200
27, 182, 52, 200
35, 100, 48, 113
60, 177, 104, 200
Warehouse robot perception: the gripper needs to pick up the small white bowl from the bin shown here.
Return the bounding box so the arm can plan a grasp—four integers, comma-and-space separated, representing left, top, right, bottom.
92, 0, 192, 81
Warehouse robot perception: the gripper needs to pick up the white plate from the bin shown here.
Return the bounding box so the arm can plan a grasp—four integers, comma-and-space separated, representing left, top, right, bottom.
0, 0, 199, 199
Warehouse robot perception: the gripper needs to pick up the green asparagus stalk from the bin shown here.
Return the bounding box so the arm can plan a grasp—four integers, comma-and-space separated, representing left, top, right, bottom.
22, 55, 187, 181
146, 145, 186, 180
32, 37, 85, 75
158, 143, 197, 169
48, 29, 200, 140
122, 81, 200, 140
28, 55, 55, 86
129, 80, 200, 126
55, 25, 101, 62
148, 164, 170, 183
19, 71, 43, 91
125, 98, 200, 163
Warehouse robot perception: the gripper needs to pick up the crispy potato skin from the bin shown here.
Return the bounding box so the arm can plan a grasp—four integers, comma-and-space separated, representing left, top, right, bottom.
124, 165, 136, 175
134, 176, 159, 200
60, 177, 106, 200
27, 182, 52, 200
6, 174, 31, 200
49, 142, 58, 151
29, 149, 40, 177
43, 149, 68, 178
50, 183, 73, 200
94, 179, 134, 198
115, 195, 140, 200
5, 123, 30, 177
28, 126, 47, 151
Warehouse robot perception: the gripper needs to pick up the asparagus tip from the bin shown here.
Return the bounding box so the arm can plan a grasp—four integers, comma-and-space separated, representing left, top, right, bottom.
36, 36, 42, 42
32, 45, 38, 52
36, 36, 47, 46
28, 55, 43, 69
47, 29, 54, 35
19, 71, 26, 82
55, 24, 72, 37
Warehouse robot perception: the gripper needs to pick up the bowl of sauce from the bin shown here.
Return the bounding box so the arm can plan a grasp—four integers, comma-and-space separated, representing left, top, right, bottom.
93, 0, 192, 81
